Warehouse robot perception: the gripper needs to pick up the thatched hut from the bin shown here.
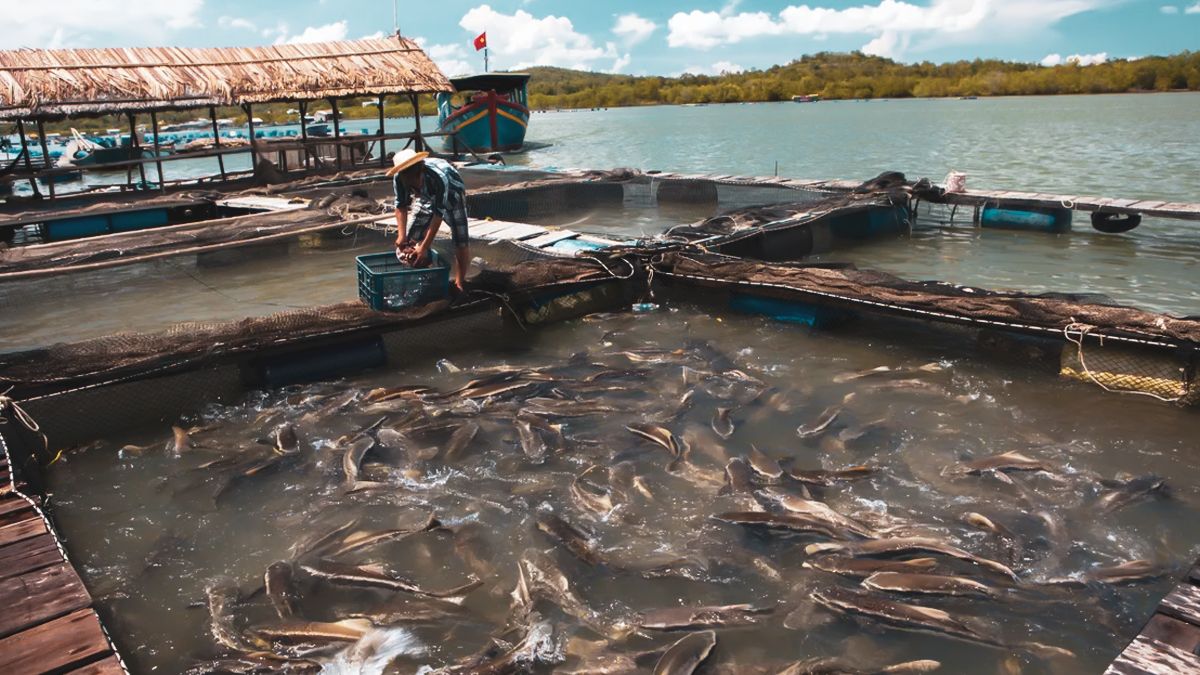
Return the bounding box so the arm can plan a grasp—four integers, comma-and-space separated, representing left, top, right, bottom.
0, 36, 454, 196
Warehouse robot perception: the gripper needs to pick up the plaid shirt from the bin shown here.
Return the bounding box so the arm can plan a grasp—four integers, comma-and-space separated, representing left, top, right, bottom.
393, 158, 468, 246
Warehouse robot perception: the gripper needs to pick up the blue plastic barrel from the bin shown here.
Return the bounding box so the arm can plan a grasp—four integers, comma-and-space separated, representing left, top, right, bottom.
981, 207, 1071, 233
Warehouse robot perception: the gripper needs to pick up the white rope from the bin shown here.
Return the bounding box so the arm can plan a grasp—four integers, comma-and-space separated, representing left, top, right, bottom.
1062, 322, 1183, 403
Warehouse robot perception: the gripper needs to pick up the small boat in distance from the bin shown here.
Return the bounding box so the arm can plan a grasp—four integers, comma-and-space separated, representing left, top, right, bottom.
792, 94, 820, 103
437, 73, 531, 153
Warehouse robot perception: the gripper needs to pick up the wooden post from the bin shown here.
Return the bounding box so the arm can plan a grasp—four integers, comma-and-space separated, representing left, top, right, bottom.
34, 119, 54, 199
299, 101, 310, 170
209, 106, 227, 182
330, 98, 342, 171
16, 120, 40, 197
410, 94, 423, 151
244, 103, 258, 173
150, 111, 165, 190
129, 114, 148, 189
377, 95, 387, 166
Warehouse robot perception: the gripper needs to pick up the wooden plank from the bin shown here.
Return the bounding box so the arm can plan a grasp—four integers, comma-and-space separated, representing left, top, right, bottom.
1127, 201, 1166, 211
0, 516, 47, 548
526, 230, 580, 248
0, 500, 34, 528
1106, 634, 1200, 674
1142, 613, 1200, 654
1159, 583, 1200, 627
0, 608, 113, 675
66, 655, 126, 675
0, 535, 63, 580
0, 562, 91, 637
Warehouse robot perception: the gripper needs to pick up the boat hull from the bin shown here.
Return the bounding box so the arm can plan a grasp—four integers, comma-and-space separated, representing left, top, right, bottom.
438, 92, 528, 153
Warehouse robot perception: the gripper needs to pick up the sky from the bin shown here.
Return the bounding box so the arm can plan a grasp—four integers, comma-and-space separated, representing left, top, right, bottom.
1, 1, 1197, 77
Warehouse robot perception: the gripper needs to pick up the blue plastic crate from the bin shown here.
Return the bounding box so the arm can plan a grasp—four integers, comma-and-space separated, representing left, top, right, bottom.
356, 250, 450, 311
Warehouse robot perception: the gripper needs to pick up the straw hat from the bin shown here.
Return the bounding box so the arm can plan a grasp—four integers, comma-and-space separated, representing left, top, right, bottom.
385, 149, 429, 176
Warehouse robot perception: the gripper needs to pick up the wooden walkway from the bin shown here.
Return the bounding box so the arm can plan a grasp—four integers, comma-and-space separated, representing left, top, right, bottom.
1107, 558, 1200, 673
0, 434, 126, 674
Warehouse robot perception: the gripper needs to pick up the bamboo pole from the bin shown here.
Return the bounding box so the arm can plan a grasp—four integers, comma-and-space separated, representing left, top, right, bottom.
410, 94, 423, 151
16, 120, 40, 197
377, 95, 387, 166
244, 103, 258, 172
129, 114, 148, 189
299, 101, 310, 170
330, 98, 342, 170
150, 111, 165, 190
35, 119, 54, 199
209, 106, 227, 181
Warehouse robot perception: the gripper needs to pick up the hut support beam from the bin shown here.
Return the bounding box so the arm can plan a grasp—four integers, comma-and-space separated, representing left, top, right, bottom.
330, 98, 342, 171
244, 104, 258, 174
299, 101, 310, 170
16, 120, 40, 197
129, 114, 148, 189
150, 111, 165, 191
209, 107, 227, 182
378, 95, 387, 166
410, 94, 423, 152
35, 119, 54, 199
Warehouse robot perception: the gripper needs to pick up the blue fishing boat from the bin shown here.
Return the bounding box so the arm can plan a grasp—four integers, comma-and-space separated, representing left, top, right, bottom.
437, 73, 530, 153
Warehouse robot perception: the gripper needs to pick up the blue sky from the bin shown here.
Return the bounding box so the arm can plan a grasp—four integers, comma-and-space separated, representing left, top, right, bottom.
3, 1, 1197, 76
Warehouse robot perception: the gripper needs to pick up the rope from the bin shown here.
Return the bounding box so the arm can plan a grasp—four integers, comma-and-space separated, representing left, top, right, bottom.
0, 387, 53, 464
1062, 322, 1183, 403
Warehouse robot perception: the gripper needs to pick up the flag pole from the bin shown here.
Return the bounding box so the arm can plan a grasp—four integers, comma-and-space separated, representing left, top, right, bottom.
484, 46, 489, 73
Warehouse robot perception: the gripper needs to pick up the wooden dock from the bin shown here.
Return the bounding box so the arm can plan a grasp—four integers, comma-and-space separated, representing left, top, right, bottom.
0, 433, 126, 674
1107, 558, 1200, 673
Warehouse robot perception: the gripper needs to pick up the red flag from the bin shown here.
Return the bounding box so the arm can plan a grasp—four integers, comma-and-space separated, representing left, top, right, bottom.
473, 32, 487, 51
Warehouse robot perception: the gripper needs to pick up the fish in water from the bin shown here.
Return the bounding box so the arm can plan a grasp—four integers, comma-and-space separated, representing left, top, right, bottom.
342, 436, 375, 490
719, 457, 757, 496
443, 422, 480, 462
626, 423, 682, 457
1096, 475, 1168, 512
301, 560, 482, 600
638, 603, 773, 630
265, 561, 300, 620
571, 466, 616, 515
797, 406, 840, 439
169, 426, 192, 454
205, 579, 268, 652
951, 451, 1054, 476
788, 465, 876, 486
806, 537, 1017, 580
803, 556, 939, 579
320, 513, 441, 558
747, 445, 784, 480
812, 587, 1071, 660
535, 512, 602, 566
516, 419, 549, 464
273, 424, 300, 455
716, 511, 867, 540
757, 491, 877, 538
832, 363, 944, 384
862, 571, 998, 599
778, 657, 942, 674
1085, 559, 1167, 585
251, 618, 373, 645
654, 630, 716, 675
711, 407, 735, 439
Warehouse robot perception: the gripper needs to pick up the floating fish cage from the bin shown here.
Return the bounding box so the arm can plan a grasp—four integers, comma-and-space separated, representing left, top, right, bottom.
2, 166, 1199, 673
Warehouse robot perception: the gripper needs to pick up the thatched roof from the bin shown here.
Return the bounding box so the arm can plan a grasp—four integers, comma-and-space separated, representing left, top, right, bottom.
0, 36, 453, 120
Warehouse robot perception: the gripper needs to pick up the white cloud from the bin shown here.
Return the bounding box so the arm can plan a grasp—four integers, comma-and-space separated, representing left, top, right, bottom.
1187, 1, 1200, 12
1160, 5, 1179, 13
414, 37, 475, 77
460, 5, 617, 71
1041, 51, 1108, 67
610, 53, 633, 73
0, 0, 204, 49
218, 16, 257, 31
613, 13, 657, 46
278, 21, 349, 44
667, 0, 1117, 61
360, 31, 386, 40
680, 61, 745, 75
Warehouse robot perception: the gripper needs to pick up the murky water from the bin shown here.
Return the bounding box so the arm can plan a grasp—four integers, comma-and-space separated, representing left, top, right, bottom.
48, 305, 1200, 674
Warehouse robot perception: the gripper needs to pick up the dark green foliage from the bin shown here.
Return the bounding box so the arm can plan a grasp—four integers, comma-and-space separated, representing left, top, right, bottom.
522, 51, 1200, 109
